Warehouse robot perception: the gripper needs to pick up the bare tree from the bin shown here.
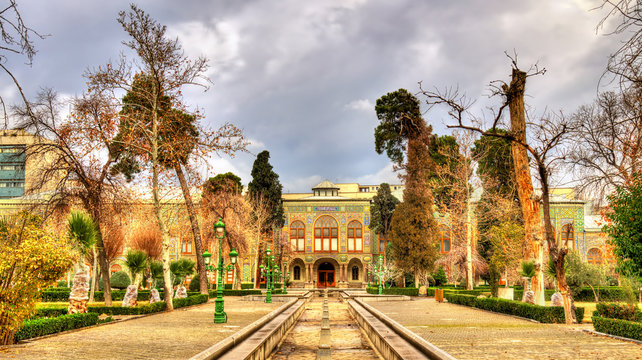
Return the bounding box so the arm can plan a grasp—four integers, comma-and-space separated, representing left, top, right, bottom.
16, 90, 129, 306
130, 224, 163, 260
569, 90, 642, 202
420, 57, 579, 324
0, 0, 47, 127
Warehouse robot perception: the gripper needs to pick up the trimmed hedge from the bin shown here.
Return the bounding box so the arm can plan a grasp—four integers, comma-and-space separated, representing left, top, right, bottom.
445, 293, 585, 323
593, 316, 642, 341
174, 294, 209, 309
595, 303, 642, 322
513, 289, 556, 301
88, 302, 167, 315
39, 289, 202, 302
241, 282, 254, 289
426, 287, 488, 297
208, 289, 261, 297
366, 287, 419, 296
15, 313, 100, 342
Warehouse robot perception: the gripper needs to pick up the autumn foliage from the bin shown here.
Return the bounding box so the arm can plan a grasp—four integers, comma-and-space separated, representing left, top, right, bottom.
0, 213, 76, 345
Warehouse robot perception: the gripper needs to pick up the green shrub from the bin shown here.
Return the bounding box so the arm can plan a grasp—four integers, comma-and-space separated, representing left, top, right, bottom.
365, 287, 419, 296
110, 271, 131, 290
56, 280, 68, 288
33, 306, 68, 318
432, 267, 447, 286
593, 316, 642, 341
173, 294, 209, 309
88, 301, 167, 315
188, 274, 210, 292
444, 293, 585, 323
208, 289, 261, 297
595, 303, 642, 322
14, 313, 99, 342
241, 282, 254, 289
513, 289, 556, 301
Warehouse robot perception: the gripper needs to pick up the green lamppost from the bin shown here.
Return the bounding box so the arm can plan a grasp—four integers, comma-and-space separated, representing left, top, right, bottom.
262, 246, 273, 303
282, 261, 288, 295
372, 254, 384, 295
213, 218, 235, 323
273, 264, 280, 293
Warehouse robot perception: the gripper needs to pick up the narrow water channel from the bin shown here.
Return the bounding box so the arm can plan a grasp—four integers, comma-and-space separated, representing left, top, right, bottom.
269, 295, 381, 360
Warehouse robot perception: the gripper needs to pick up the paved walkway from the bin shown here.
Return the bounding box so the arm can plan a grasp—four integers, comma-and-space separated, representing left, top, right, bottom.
271, 295, 380, 360
366, 298, 642, 360
0, 298, 281, 360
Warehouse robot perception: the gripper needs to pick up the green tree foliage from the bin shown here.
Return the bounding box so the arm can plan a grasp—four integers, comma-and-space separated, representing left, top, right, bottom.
432, 267, 448, 286
369, 183, 400, 238
472, 130, 521, 290
605, 174, 642, 278
563, 251, 606, 300
427, 135, 464, 208
170, 258, 195, 286
0, 213, 76, 344
124, 250, 148, 287
247, 151, 284, 231
110, 271, 131, 290
67, 211, 97, 257
204, 172, 243, 195
374, 88, 424, 164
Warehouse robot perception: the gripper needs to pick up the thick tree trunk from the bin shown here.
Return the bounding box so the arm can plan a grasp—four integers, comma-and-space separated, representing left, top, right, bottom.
506, 68, 545, 306
174, 164, 208, 295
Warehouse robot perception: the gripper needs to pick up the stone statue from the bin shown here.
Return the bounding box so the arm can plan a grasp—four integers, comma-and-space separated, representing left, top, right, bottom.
174, 285, 187, 299
122, 285, 138, 307
149, 288, 161, 303
551, 292, 563, 306
68, 267, 90, 314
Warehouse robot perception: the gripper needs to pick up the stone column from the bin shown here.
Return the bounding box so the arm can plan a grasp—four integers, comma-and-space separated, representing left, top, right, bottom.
342, 264, 346, 282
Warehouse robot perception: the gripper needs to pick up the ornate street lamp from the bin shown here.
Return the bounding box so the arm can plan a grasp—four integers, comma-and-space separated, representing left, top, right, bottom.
273, 264, 280, 292
229, 248, 238, 289
213, 218, 227, 323
372, 254, 385, 295
282, 261, 288, 295
261, 246, 273, 303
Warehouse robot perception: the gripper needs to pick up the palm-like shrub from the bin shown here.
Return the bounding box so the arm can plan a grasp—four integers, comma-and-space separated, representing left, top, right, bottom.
170, 258, 195, 286
67, 211, 97, 261
124, 250, 148, 287
520, 260, 536, 291
149, 260, 163, 288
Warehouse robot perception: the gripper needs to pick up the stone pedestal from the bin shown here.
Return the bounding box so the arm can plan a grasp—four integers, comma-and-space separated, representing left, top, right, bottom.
68, 267, 90, 314
149, 288, 161, 303
522, 290, 535, 304
122, 285, 138, 307
551, 292, 563, 306
497, 287, 514, 300
174, 285, 187, 299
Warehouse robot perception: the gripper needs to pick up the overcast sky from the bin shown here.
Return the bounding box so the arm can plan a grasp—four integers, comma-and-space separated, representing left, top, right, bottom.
2, 0, 623, 193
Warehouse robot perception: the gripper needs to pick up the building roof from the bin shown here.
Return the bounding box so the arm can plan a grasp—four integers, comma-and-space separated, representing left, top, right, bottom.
312, 180, 339, 190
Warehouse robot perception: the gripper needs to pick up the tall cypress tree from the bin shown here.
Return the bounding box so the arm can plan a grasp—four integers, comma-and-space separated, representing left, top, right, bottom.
374, 89, 439, 285
247, 151, 284, 233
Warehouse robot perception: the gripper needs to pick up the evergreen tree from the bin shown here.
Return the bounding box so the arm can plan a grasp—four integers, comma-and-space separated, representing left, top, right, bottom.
247, 151, 284, 232
374, 89, 439, 285
427, 134, 463, 209
369, 183, 400, 236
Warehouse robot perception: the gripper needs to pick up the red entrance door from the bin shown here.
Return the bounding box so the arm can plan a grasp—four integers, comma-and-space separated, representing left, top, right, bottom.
317, 262, 335, 287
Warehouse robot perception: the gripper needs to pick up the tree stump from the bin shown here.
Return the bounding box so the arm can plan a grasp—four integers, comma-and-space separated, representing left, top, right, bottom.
551, 292, 563, 306
174, 285, 187, 299
68, 267, 90, 314
122, 285, 138, 307
149, 288, 161, 303
418, 285, 427, 296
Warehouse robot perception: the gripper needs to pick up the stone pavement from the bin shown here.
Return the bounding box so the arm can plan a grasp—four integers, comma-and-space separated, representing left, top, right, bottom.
270, 295, 380, 360
366, 298, 642, 360
0, 298, 281, 360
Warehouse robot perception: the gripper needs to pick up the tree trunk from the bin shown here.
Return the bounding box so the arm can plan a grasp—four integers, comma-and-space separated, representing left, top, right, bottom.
91, 209, 112, 306
89, 246, 98, 302
174, 164, 208, 295
506, 68, 545, 306
539, 164, 577, 324
466, 194, 474, 290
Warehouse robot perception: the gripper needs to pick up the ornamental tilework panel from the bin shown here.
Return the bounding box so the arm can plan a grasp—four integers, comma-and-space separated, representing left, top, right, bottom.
284, 215, 288, 226
365, 214, 370, 226
364, 233, 370, 246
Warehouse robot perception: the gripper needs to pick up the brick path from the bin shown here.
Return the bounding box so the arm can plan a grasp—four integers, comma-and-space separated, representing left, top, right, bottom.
0, 298, 281, 360
271, 295, 379, 360
366, 298, 642, 360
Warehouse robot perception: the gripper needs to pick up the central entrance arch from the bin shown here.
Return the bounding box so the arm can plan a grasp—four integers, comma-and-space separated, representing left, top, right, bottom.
317, 262, 335, 287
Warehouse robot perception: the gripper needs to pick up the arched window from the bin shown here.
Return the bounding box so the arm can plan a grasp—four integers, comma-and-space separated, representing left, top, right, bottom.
293, 265, 301, 280
587, 248, 603, 265
439, 225, 451, 254
290, 221, 305, 252
181, 239, 192, 254
314, 216, 338, 252
378, 233, 389, 254
352, 266, 359, 281
561, 224, 575, 249
347, 220, 363, 252
110, 264, 122, 274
